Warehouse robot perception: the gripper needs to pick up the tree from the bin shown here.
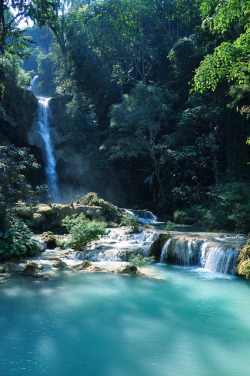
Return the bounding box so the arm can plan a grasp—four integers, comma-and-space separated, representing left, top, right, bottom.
0, 145, 40, 231
193, 0, 250, 110
101, 82, 177, 198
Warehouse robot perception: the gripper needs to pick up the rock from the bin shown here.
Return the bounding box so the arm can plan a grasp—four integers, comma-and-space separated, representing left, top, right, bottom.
0, 266, 6, 273
21, 263, 39, 276
117, 265, 138, 274
76, 192, 123, 223
237, 244, 250, 278
32, 213, 46, 225
238, 260, 250, 279
35, 239, 46, 252
74, 260, 93, 270
52, 258, 67, 268
148, 234, 171, 261
40, 231, 57, 249
2, 262, 17, 272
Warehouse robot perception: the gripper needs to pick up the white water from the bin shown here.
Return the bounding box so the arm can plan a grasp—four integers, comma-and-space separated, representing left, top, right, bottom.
160, 236, 240, 275
37, 97, 59, 202
73, 229, 241, 275
125, 209, 158, 224
77, 229, 159, 262
28, 75, 39, 93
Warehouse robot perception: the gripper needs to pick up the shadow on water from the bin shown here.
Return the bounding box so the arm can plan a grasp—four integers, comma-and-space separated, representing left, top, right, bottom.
0, 267, 250, 376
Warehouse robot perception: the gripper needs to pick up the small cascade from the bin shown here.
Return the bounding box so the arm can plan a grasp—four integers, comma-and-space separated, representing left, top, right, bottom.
200, 242, 239, 275
37, 97, 59, 202
125, 209, 158, 224
28, 75, 39, 94
160, 238, 203, 266
160, 237, 240, 275
76, 229, 159, 262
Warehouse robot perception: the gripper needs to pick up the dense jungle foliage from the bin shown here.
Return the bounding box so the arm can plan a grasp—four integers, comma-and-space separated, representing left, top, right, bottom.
0, 0, 249, 237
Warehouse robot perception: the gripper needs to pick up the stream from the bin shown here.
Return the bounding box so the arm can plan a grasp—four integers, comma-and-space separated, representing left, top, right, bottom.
0, 228, 249, 376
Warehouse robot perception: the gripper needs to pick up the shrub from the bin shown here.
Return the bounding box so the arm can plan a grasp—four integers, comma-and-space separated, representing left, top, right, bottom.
129, 254, 155, 267
173, 210, 187, 224
0, 218, 39, 260
124, 214, 140, 232
62, 213, 106, 248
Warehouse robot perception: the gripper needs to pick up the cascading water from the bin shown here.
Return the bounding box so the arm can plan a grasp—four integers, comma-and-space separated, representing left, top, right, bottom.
160, 236, 240, 275
37, 97, 59, 202
125, 209, 158, 224
72, 227, 242, 275
28, 76, 59, 202
28, 75, 39, 93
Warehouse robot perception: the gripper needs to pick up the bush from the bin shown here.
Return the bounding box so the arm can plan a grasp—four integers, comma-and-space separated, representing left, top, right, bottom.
62, 213, 106, 248
173, 210, 187, 224
129, 254, 155, 267
0, 218, 39, 260
123, 214, 140, 232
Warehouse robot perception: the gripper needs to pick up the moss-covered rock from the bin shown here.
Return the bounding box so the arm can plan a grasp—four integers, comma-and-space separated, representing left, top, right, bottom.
148, 234, 171, 261
52, 258, 67, 268
117, 265, 138, 274
40, 231, 57, 249
76, 192, 123, 224
74, 260, 93, 269
21, 262, 41, 276
237, 244, 250, 279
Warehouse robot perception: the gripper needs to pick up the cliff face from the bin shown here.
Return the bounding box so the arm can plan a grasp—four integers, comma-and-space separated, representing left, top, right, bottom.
0, 83, 38, 145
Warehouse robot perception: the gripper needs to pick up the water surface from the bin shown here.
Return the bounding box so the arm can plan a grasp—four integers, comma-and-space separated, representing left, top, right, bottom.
1, 265, 250, 376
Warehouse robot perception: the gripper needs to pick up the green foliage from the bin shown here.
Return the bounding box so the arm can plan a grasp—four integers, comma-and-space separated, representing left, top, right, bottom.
194, 0, 250, 109
0, 218, 39, 260
62, 213, 106, 248
219, 182, 250, 233
165, 221, 175, 232
124, 214, 140, 233
129, 253, 155, 267
0, 145, 40, 231
173, 210, 187, 224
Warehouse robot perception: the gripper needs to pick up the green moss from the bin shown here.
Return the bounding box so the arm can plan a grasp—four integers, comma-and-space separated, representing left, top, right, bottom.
148, 234, 171, 261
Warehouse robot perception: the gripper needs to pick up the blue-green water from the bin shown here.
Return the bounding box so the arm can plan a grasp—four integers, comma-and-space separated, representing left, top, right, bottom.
1, 265, 250, 376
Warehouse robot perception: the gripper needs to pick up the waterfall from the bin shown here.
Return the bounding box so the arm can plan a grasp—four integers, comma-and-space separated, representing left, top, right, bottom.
73, 227, 241, 275
28, 75, 39, 94
28, 76, 59, 202
37, 97, 59, 202
125, 209, 158, 224
160, 237, 240, 275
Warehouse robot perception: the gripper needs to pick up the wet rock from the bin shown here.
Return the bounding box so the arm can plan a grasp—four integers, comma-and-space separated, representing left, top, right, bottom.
40, 231, 57, 249
2, 262, 17, 272
74, 260, 93, 270
149, 234, 171, 261
21, 263, 40, 276
117, 265, 138, 274
52, 258, 67, 268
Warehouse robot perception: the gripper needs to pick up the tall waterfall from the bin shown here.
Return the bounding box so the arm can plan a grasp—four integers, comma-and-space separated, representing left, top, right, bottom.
28, 76, 59, 202
37, 97, 59, 202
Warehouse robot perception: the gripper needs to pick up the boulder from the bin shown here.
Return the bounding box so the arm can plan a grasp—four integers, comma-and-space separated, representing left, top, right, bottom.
2, 262, 17, 272
40, 231, 57, 249
21, 262, 42, 276
148, 234, 171, 261
117, 265, 138, 274
52, 258, 67, 268
74, 260, 93, 270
